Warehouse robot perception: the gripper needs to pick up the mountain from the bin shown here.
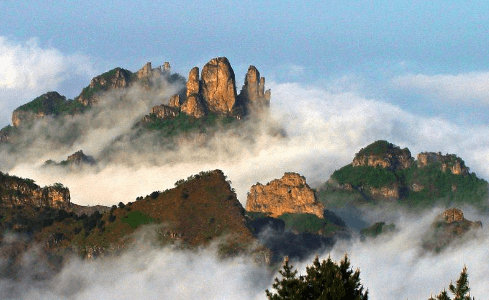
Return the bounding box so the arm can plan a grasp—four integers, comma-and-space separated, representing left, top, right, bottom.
318, 140, 489, 210
0, 169, 270, 279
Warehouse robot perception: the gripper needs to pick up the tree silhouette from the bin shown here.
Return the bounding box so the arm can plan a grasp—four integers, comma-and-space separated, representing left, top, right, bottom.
266, 254, 368, 300
429, 267, 475, 300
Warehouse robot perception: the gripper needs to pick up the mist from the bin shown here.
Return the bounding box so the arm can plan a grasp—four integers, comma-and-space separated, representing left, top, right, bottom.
2, 59, 489, 298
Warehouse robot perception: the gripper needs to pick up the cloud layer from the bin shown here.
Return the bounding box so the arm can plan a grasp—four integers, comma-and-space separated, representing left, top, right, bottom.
393, 72, 489, 105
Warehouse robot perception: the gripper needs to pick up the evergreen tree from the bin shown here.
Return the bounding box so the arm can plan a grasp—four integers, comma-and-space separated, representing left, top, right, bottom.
429, 267, 475, 300
266, 254, 368, 300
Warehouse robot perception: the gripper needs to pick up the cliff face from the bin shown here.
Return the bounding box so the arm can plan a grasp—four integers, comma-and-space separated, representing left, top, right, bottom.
77, 68, 133, 106
0, 172, 70, 209
246, 173, 324, 218
238, 65, 271, 109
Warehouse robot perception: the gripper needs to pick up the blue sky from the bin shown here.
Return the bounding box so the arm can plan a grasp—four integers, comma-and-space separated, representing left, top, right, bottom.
2, 1, 489, 126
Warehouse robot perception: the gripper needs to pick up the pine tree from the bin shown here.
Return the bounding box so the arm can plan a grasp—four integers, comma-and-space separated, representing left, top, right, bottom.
266, 254, 368, 300
266, 256, 305, 300
429, 267, 475, 300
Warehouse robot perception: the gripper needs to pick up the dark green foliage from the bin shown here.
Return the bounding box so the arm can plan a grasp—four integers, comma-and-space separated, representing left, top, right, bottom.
266, 255, 368, 300
278, 213, 339, 235
357, 140, 409, 157
121, 211, 154, 228
16, 93, 88, 116
360, 222, 396, 238
150, 191, 160, 199
142, 112, 238, 136
329, 160, 488, 209
118, 202, 125, 209
429, 267, 475, 300
332, 165, 398, 188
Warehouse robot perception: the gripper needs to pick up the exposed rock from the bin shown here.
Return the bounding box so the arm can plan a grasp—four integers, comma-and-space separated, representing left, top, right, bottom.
162, 62, 171, 73
443, 208, 464, 223
368, 185, 399, 200
168, 94, 181, 108
186, 67, 200, 98
423, 208, 482, 251
181, 94, 206, 118
0, 172, 70, 209
12, 110, 45, 127
352, 140, 413, 171
77, 68, 132, 106
12, 92, 66, 127
238, 65, 271, 108
417, 152, 469, 176
150, 104, 180, 119
246, 173, 324, 218
200, 57, 237, 114
136, 62, 152, 78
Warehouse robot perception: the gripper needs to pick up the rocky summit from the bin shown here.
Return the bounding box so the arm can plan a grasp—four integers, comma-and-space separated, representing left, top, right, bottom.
144, 56, 271, 121
246, 172, 324, 218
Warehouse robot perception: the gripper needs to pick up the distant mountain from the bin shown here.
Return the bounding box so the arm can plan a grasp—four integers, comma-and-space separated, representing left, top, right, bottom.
318, 140, 489, 210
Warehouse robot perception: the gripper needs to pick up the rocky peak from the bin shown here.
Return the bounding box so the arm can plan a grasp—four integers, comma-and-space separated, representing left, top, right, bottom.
200, 57, 237, 114
246, 172, 324, 218
442, 208, 464, 223
417, 152, 469, 176
186, 67, 200, 98
136, 62, 152, 78
238, 65, 271, 108
352, 140, 413, 171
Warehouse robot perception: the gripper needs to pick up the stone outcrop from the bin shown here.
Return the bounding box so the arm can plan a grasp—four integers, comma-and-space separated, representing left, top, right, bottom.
417, 152, 469, 176
238, 66, 271, 108
423, 208, 482, 251
180, 94, 206, 118
200, 57, 237, 114
136, 62, 153, 79
66, 150, 96, 165
352, 140, 413, 171
149, 104, 180, 119
77, 68, 132, 106
186, 67, 200, 98
368, 185, 399, 200
246, 173, 324, 218
168, 94, 181, 108
0, 172, 70, 209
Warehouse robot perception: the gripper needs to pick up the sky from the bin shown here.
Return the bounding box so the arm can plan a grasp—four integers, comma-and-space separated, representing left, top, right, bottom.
2, 2, 489, 298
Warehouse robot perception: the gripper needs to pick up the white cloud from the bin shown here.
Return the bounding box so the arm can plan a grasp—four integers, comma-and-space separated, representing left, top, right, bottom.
393, 72, 489, 104
0, 37, 94, 127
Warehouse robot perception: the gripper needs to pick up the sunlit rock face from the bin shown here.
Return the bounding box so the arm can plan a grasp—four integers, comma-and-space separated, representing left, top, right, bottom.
238, 65, 271, 109
246, 172, 324, 218
200, 57, 238, 114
